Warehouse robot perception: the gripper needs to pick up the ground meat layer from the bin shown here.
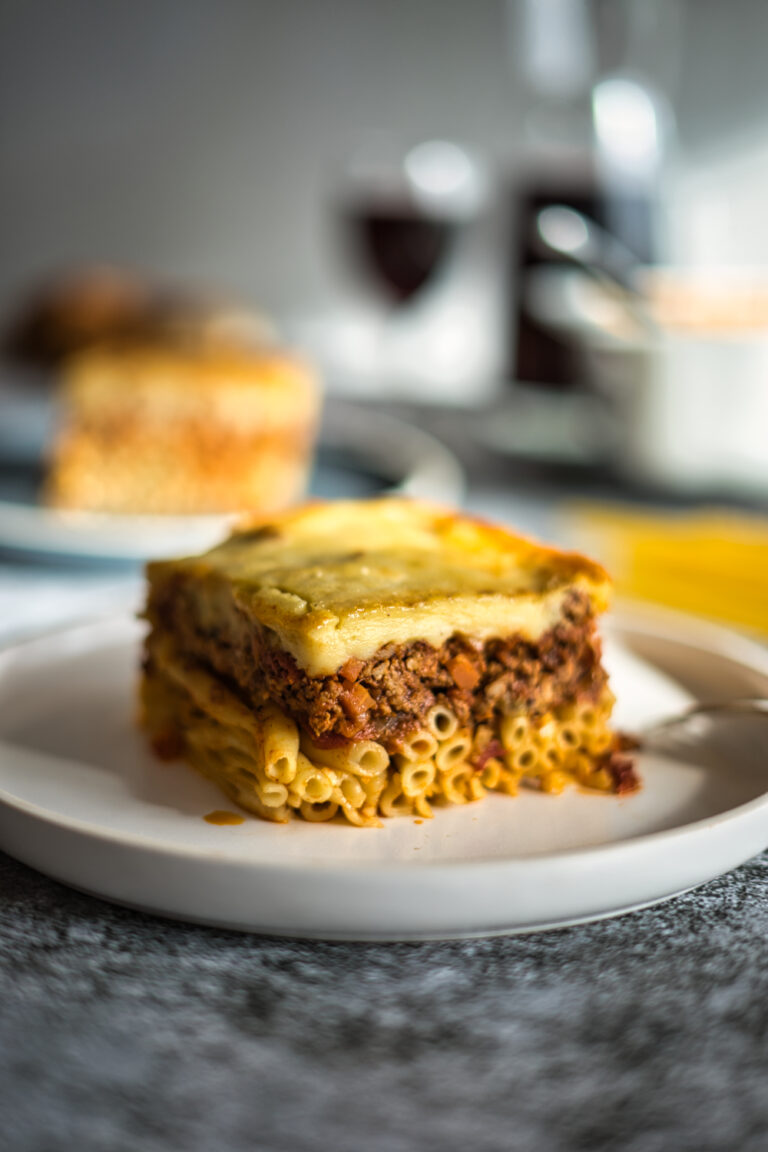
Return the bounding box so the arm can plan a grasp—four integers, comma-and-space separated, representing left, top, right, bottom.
148, 577, 606, 750
255, 595, 606, 746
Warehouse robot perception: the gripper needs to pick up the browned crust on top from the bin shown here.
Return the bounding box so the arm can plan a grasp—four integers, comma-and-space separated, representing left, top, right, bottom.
229, 500, 611, 593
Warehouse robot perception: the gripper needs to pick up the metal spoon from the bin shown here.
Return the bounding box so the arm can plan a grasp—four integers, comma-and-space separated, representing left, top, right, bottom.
642, 698, 768, 765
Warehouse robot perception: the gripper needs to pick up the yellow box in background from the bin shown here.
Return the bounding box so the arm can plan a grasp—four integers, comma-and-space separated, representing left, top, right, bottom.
563, 504, 768, 638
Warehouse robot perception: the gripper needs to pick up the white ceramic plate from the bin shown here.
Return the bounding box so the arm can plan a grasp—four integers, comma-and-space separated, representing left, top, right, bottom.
0, 608, 767, 940
0, 401, 464, 563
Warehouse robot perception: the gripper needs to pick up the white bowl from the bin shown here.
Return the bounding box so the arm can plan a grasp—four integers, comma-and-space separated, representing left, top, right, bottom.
526, 266, 768, 496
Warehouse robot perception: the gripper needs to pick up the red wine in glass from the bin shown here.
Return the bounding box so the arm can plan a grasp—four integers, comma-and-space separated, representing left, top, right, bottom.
343, 197, 459, 306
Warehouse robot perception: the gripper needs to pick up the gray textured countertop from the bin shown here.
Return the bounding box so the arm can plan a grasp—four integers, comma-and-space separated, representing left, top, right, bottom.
1, 446, 766, 1151
2, 849, 768, 1152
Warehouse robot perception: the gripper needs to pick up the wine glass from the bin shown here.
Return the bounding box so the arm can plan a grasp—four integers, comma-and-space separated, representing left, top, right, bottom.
329, 138, 499, 401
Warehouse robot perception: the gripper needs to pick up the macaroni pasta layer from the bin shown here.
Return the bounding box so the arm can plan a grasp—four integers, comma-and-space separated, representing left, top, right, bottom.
141, 498, 638, 826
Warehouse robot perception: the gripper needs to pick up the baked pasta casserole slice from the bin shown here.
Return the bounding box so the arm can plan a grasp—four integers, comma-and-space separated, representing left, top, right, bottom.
46, 341, 320, 515
140, 497, 638, 826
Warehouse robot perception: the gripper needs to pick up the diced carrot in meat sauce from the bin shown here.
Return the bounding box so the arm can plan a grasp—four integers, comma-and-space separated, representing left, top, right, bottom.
339, 680, 374, 720
339, 657, 365, 682
447, 653, 481, 690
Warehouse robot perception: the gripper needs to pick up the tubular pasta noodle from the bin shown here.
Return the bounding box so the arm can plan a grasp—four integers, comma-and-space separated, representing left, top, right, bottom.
575, 703, 599, 730
337, 774, 366, 809
425, 703, 458, 741
234, 789, 290, 824
584, 728, 613, 756
299, 800, 339, 822
591, 768, 613, 791
186, 741, 290, 823
258, 779, 289, 808
540, 769, 570, 795
500, 713, 530, 751
292, 754, 335, 805
497, 766, 520, 796
508, 742, 538, 774
379, 772, 413, 817
479, 760, 502, 790
343, 739, 389, 775
396, 729, 439, 762
439, 763, 470, 805
543, 746, 561, 769
573, 752, 612, 791
400, 759, 436, 799
435, 731, 471, 772
153, 642, 307, 799
361, 772, 388, 804
414, 794, 433, 819
466, 775, 485, 802
337, 796, 382, 827
556, 725, 580, 755
300, 734, 388, 777
262, 704, 299, 783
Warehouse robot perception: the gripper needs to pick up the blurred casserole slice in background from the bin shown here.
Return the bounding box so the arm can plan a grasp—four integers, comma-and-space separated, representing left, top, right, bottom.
8, 266, 322, 517
45, 340, 320, 516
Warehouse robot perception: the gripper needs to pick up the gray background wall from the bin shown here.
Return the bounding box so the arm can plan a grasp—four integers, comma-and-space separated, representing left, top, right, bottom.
1, 0, 767, 320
